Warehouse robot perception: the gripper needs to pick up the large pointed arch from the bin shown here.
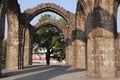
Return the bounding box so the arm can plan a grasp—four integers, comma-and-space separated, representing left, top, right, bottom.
24, 3, 75, 25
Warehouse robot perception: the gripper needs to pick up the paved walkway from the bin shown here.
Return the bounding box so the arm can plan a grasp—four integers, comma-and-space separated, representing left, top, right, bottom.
1, 64, 120, 80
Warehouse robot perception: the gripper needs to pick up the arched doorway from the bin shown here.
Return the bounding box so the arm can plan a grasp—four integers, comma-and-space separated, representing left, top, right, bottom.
22, 3, 75, 67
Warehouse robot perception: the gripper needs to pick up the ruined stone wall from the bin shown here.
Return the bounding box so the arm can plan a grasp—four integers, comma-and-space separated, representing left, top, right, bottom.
0, 0, 7, 76
24, 27, 30, 66
23, 3, 75, 66
0, 0, 119, 79
76, 0, 119, 78
66, 14, 75, 66
116, 33, 120, 66
72, 1, 87, 69
82, 0, 118, 78
6, 0, 21, 70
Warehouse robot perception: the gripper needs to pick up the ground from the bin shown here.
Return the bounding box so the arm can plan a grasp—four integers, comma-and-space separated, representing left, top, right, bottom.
1, 64, 120, 80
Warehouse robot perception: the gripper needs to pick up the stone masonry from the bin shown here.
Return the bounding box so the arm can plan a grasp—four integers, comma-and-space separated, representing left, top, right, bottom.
0, 0, 119, 79
6, 0, 20, 70
0, 0, 7, 76
34, 20, 68, 39
78, 0, 118, 78
23, 3, 75, 66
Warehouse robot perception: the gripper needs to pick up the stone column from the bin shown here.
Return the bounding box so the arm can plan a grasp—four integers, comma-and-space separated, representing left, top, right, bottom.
29, 37, 33, 65
24, 28, 31, 66
65, 26, 74, 66
72, 1, 87, 68
70, 15, 77, 67
87, 0, 118, 78
6, 0, 20, 70
66, 17, 75, 66
73, 8, 86, 69
117, 33, 120, 66
65, 38, 73, 65
0, 0, 7, 76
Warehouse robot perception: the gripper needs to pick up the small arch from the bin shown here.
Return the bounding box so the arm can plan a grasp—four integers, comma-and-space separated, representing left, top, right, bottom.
34, 20, 68, 39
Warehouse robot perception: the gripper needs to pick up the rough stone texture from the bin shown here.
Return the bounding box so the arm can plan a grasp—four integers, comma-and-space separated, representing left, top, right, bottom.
18, 14, 29, 69
23, 3, 75, 67
6, 0, 20, 70
0, 0, 7, 76
116, 33, 120, 66
72, 3, 87, 69
78, 0, 118, 78
0, 0, 119, 79
34, 20, 68, 39
24, 3, 74, 24
24, 28, 30, 66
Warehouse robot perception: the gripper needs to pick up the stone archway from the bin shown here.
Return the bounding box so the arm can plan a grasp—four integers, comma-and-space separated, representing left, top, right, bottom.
0, 0, 120, 79
23, 3, 75, 66
23, 20, 69, 66
24, 3, 74, 24
33, 20, 68, 64
35, 20, 68, 39
77, 0, 118, 78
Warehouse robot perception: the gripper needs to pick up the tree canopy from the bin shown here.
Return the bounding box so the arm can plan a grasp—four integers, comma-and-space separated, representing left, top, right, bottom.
33, 14, 67, 57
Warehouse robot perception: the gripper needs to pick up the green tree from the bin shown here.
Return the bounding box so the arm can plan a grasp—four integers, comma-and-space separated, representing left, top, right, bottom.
33, 14, 67, 59
39, 14, 55, 22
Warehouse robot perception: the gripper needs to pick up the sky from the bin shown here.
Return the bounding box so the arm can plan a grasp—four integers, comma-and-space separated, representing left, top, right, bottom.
4, 0, 120, 39
117, 6, 120, 32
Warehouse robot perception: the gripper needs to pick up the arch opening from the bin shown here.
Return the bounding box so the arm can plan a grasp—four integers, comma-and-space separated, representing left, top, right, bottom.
24, 3, 74, 26
30, 11, 69, 28
32, 25, 66, 65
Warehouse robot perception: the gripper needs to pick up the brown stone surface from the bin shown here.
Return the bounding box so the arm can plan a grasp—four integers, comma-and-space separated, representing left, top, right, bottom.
6, 0, 20, 70
0, 0, 119, 79
117, 33, 120, 66
24, 28, 30, 66
78, 0, 118, 78
0, 0, 7, 76
34, 20, 68, 39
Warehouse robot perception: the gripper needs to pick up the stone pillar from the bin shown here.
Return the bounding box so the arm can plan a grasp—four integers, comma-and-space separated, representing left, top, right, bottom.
66, 17, 75, 66
29, 37, 33, 65
72, 1, 87, 68
0, 0, 7, 76
65, 38, 73, 65
69, 15, 76, 67
87, 0, 118, 78
6, 0, 20, 70
87, 36, 117, 78
73, 8, 86, 69
117, 33, 120, 66
24, 28, 31, 66
66, 26, 74, 66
